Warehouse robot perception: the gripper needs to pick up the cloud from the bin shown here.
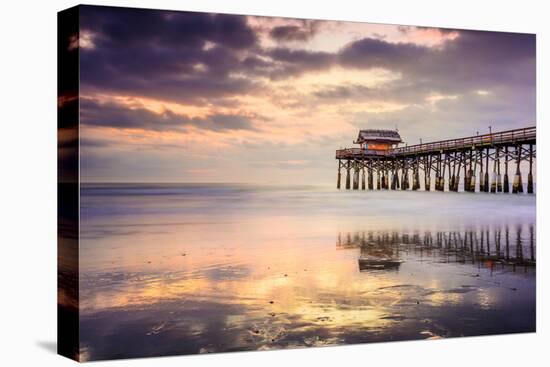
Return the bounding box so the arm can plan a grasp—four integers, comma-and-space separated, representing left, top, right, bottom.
415, 26, 459, 35
79, 6, 262, 103
299, 31, 535, 109
313, 85, 370, 100
270, 25, 311, 42
265, 48, 337, 79
80, 137, 115, 148
78, 7, 335, 101
79, 5, 535, 112
339, 37, 428, 71
80, 6, 257, 50
269, 20, 321, 42
340, 31, 535, 91
80, 98, 256, 132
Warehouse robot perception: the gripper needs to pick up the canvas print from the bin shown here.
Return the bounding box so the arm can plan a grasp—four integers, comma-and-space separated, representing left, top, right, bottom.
58, 5, 536, 362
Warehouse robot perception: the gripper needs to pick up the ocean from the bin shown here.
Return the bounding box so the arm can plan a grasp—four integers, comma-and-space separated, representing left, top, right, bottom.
78, 184, 536, 360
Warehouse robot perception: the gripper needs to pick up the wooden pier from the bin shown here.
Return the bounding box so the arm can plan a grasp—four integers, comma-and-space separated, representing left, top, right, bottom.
336, 126, 536, 193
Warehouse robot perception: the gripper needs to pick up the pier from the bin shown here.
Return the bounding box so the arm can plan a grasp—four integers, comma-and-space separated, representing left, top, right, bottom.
335, 126, 536, 193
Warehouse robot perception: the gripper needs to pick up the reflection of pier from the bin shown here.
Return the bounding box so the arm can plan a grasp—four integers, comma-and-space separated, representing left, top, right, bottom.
358, 259, 401, 272
335, 127, 536, 193
337, 227, 536, 272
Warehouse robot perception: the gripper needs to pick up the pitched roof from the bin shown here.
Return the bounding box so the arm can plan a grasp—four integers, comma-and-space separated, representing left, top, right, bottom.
355, 129, 402, 143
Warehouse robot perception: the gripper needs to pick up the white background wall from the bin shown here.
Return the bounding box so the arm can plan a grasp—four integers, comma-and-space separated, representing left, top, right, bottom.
0, 0, 547, 366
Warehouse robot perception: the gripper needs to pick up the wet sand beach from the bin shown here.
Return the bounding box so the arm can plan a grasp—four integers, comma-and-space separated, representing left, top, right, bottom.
79, 184, 535, 361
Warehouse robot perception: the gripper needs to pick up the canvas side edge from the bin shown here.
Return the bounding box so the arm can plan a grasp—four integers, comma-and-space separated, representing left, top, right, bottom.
57, 5, 80, 362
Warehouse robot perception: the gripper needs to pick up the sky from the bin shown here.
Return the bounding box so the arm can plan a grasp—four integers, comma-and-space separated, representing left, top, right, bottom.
75, 5, 536, 184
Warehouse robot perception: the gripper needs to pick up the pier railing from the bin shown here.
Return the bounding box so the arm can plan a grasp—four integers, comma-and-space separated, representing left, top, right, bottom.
336, 126, 536, 159
392, 126, 536, 156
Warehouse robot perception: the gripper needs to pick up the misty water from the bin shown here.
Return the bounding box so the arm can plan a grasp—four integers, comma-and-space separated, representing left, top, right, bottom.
79, 184, 536, 361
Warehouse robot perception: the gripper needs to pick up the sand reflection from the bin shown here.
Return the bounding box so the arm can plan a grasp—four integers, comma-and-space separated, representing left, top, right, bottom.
77, 184, 537, 360
80, 223, 535, 360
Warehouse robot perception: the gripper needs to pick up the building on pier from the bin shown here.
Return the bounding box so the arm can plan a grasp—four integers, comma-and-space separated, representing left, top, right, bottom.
354, 129, 403, 152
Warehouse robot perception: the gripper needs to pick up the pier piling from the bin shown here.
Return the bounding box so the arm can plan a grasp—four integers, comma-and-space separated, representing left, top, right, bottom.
345, 160, 351, 190
368, 164, 374, 190
403, 168, 407, 190
496, 148, 502, 192
353, 162, 359, 190
528, 144, 534, 194
512, 146, 523, 193
484, 148, 490, 192
464, 153, 472, 192
450, 153, 457, 192
491, 148, 497, 193
337, 160, 341, 189
469, 150, 476, 192
457, 153, 462, 193
479, 149, 485, 192
415, 158, 420, 190
504, 146, 510, 193
424, 156, 432, 191
441, 154, 448, 191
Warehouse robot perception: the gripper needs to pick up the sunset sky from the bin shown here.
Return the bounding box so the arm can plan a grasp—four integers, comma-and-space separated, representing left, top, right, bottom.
77, 5, 536, 184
